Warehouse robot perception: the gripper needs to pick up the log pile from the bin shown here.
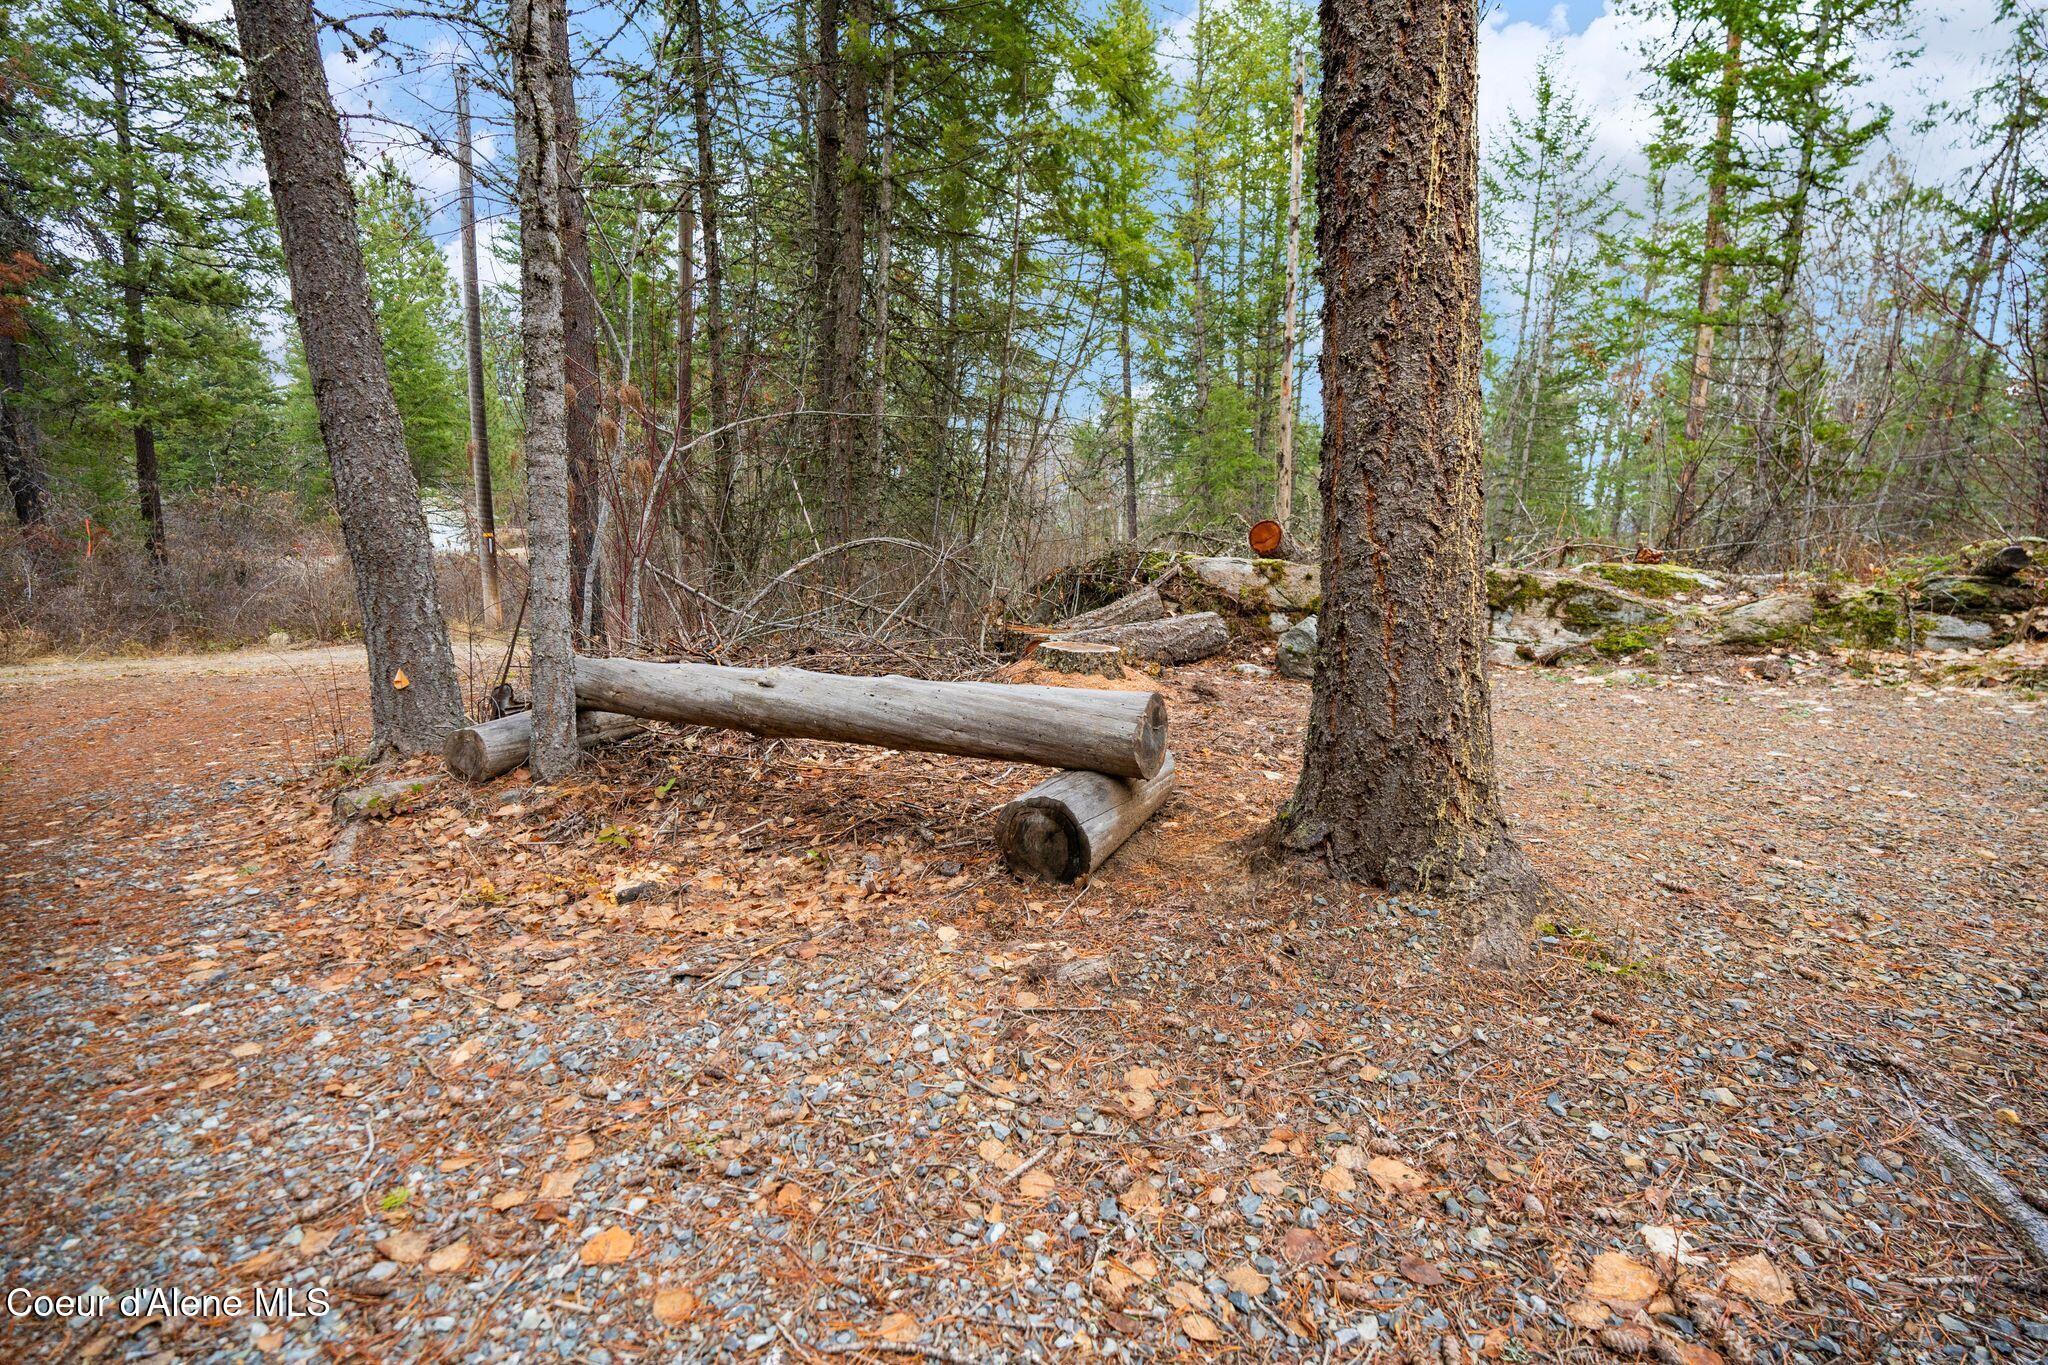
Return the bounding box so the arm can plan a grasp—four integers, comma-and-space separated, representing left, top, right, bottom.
437, 655, 1179, 882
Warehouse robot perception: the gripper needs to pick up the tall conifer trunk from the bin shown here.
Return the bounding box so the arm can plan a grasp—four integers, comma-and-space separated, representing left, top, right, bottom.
1280, 0, 1545, 968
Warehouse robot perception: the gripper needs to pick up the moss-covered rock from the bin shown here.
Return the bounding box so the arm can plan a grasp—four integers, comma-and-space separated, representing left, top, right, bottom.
1590, 619, 1675, 658
1579, 561, 1724, 599
1814, 585, 1904, 649
1917, 574, 2034, 618
1713, 594, 1815, 645
1486, 569, 1675, 664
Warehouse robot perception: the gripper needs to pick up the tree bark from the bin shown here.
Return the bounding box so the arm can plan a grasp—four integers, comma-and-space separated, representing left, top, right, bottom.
455, 69, 502, 630
110, 37, 164, 567
550, 0, 603, 640
576, 655, 1168, 779
229, 0, 463, 756
686, 0, 734, 559
1281, 0, 1545, 968
1666, 22, 1743, 551
0, 54, 48, 527
1056, 583, 1167, 632
1052, 611, 1228, 665
1274, 46, 1307, 531
998, 753, 1176, 883
1120, 277, 1138, 541
445, 709, 643, 782
509, 0, 581, 780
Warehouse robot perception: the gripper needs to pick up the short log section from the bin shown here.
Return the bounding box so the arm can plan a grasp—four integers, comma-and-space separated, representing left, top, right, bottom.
997, 753, 1177, 883
1033, 640, 1125, 677
1053, 611, 1230, 665
575, 655, 1168, 780
445, 710, 645, 782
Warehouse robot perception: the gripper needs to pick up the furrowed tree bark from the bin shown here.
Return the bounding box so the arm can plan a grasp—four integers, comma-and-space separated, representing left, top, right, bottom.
1052, 611, 1229, 665
998, 753, 1176, 883
575, 655, 1168, 779
455, 69, 503, 630
686, 0, 735, 560
230, 0, 463, 756
0, 59, 48, 527
551, 0, 604, 640
1281, 0, 1546, 969
510, 0, 581, 780
110, 36, 164, 568
445, 709, 643, 782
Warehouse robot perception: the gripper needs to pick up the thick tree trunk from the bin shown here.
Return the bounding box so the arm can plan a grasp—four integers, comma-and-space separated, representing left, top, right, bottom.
510, 0, 581, 780
455, 70, 502, 630
576, 655, 1168, 779
0, 60, 48, 527
1120, 278, 1138, 541
551, 0, 604, 640
998, 753, 1176, 883
230, 0, 462, 756
0, 325, 45, 527
1282, 0, 1545, 968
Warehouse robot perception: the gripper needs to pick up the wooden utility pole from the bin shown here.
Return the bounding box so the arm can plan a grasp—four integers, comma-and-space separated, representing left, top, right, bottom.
1274, 45, 1307, 531
454, 70, 502, 629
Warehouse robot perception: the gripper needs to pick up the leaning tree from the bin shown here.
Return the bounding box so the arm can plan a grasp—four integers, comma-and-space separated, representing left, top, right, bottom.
229, 0, 462, 756
1278, 0, 1549, 967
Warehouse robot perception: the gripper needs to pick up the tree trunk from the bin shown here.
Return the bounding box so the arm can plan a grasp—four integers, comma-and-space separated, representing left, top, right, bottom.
550, 0, 603, 640
509, 0, 581, 780
230, 0, 463, 757
1120, 277, 1138, 541
575, 655, 1168, 779
998, 753, 1176, 883
1281, 0, 1545, 969
111, 42, 164, 567
1667, 22, 1743, 550
455, 70, 502, 630
445, 708, 643, 783
0, 57, 48, 527
1274, 46, 1307, 531
0, 323, 45, 527
687, 0, 734, 561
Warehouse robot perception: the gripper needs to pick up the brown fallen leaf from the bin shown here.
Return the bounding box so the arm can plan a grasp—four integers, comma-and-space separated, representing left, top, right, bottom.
1319, 1164, 1356, 1196
1366, 1156, 1426, 1195
490, 1188, 532, 1211
874, 1310, 921, 1344
1018, 1168, 1056, 1200
1722, 1251, 1795, 1306
579, 1225, 636, 1266
539, 1167, 581, 1200
1180, 1312, 1223, 1343
1586, 1251, 1661, 1307
375, 1230, 429, 1265
1248, 1167, 1285, 1196
1223, 1263, 1269, 1297
652, 1286, 697, 1324
565, 1133, 597, 1162
426, 1241, 471, 1273
1397, 1255, 1444, 1287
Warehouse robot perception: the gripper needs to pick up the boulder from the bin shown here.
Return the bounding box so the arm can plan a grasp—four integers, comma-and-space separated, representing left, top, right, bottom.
1486, 568, 1676, 663
1276, 616, 1318, 679
1922, 615, 1995, 651
1178, 555, 1321, 613
1578, 562, 1725, 599
1714, 594, 1815, 645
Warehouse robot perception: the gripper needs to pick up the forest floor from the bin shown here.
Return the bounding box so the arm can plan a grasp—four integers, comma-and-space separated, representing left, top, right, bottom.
2, 646, 2046, 1363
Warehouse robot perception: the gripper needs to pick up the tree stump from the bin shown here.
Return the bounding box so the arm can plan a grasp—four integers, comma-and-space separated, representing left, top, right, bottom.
1034, 640, 1125, 677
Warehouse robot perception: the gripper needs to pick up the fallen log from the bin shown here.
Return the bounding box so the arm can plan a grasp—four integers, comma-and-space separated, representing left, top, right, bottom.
1056, 583, 1167, 633
997, 753, 1177, 882
1054, 611, 1230, 665
1034, 640, 1125, 677
444, 709, 646, 783
575, 655, 1167, 779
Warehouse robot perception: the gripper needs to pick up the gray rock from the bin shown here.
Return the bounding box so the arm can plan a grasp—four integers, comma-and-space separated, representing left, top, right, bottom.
1715, 594, 1815, 644
1277, 616, 1318, 680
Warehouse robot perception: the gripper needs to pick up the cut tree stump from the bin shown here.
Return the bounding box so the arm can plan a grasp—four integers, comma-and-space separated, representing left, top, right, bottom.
575, 655, 1167, 779
1053, 611, 1230, 665
997, 753, 1177, 882
1034, 640, 1125, 677
332, 774, 444, 821
444, 709, 645, 783
1056, 583, 1167, 633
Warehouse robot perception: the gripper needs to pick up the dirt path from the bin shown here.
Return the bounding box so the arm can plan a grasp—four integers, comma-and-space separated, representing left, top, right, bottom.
2, 658, 2044, 1362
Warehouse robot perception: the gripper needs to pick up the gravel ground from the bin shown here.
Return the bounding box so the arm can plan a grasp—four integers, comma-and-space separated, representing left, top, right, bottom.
1, 652, 2045, 1363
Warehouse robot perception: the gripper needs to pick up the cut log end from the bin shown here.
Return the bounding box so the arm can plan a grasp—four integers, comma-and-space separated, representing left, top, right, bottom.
1035, 640, 1125, 677
1134, 692, 1168, 778
444, 727, 496, 784
1004, 803, 1087, 882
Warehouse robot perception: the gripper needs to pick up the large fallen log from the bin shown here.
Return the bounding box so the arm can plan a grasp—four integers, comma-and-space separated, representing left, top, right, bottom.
997, 753, 1177, 882
1056, 583, 1167, 633
444, 710, 646, 783
575, 655, 1167, 779
1053, 611, 1230, 665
